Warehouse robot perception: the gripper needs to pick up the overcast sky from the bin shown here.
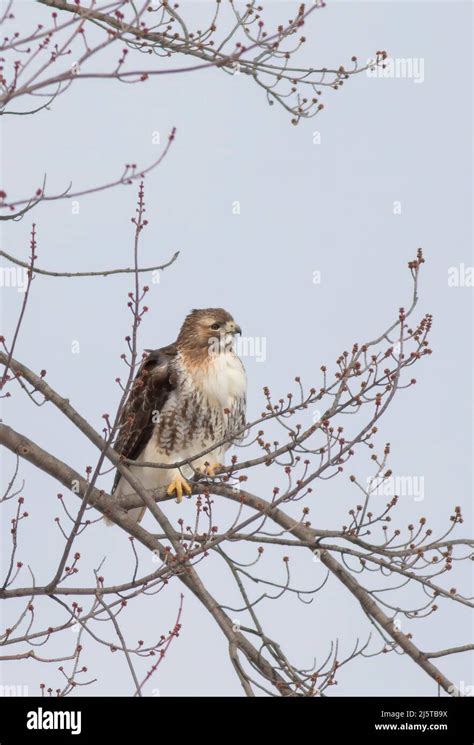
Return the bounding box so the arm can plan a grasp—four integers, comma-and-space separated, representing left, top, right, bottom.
1, 0, 472, 696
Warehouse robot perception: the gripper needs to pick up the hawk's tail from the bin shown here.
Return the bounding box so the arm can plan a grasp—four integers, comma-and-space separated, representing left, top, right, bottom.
104, 477, 146, 526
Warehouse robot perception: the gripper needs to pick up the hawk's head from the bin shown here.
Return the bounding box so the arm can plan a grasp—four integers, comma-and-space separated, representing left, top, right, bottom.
177, 308, 242, 361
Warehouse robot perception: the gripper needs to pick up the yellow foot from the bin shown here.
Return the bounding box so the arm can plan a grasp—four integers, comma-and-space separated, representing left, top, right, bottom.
166, 474, 192, 504
201, 463, 223, 478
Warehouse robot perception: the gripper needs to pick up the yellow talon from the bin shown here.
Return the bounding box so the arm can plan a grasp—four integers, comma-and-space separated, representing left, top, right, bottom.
203, 463, 223, 478
166, 474, 192, 504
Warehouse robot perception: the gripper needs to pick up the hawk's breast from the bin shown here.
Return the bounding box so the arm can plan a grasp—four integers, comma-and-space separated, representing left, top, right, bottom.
194, 352, 247, 410
154, 352, 246, 454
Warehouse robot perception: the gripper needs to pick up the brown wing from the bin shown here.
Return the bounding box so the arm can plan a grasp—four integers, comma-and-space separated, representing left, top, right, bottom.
112, 343, 178, 493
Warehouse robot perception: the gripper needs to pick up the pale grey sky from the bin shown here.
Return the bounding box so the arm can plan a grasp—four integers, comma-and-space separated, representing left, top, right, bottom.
1, 1, 472, 696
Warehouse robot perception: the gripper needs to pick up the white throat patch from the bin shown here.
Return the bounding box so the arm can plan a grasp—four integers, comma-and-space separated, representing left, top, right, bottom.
192, 352, 246, 410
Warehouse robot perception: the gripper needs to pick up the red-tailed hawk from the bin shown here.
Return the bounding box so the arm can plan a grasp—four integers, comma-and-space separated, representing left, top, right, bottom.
111, 308, 247, 522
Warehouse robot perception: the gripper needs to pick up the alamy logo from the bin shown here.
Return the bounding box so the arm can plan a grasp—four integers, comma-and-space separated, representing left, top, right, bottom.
208, 335, 267, 362
26, 707, 82, 735
0, 266, 29, 292
367, 475, 424, 502
447, 681, 474, 697
367, 56, 425, 84
0, 684, 28, 696
447, 263, 473, 287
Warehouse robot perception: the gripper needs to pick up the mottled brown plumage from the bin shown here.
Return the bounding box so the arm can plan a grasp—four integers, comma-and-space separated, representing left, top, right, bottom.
112, 344, 178, 493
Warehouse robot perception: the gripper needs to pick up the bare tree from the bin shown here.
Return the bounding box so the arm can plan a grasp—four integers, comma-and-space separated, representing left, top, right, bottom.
0, 0, 386, 219
0, 1, 471, 698
1, 204, 472, 695
1, 0, 385, 118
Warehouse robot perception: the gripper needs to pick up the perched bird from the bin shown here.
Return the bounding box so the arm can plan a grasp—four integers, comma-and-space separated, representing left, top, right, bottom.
111, 308, 247, 522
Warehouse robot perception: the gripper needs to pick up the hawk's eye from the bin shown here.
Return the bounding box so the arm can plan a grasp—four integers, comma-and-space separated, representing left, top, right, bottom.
210, 323, 221, 330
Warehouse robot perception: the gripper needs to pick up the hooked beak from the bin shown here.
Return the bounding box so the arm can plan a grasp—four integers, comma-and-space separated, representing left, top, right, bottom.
225, 320, 242, 336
